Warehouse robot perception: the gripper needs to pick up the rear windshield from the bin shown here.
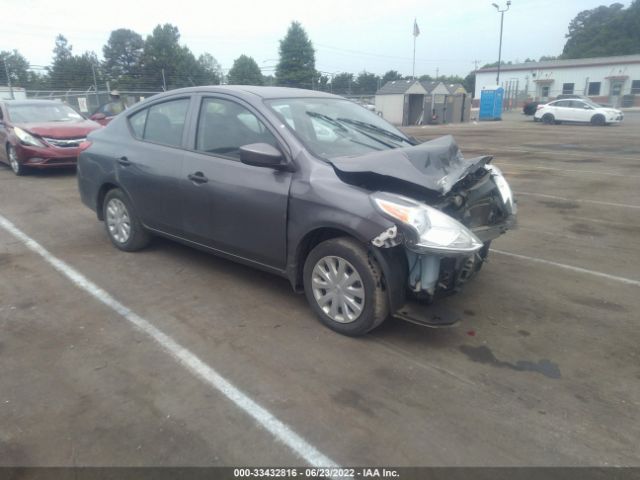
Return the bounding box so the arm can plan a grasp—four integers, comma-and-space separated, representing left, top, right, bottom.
7, 103, 84, 123
265, 97, 413, 159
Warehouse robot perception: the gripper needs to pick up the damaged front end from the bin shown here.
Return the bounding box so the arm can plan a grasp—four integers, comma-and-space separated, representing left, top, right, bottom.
334, 135, 517, 327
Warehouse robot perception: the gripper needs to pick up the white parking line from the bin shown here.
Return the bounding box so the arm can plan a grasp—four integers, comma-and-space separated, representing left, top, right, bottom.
0, 213, 338, 468
465, 146, 640, 163
499, 162, 640, 179
491, 249, 640, 287
515, 191, 640, 210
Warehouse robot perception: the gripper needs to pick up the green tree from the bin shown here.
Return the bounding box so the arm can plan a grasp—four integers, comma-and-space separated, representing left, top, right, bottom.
227, 55, 263, 85
354, 71, 380, 95
46, 35, 99, 90
463, 71, 476, 97
331, 72, 353, 94
562, 2, 640, 58
103, 28, 144, 88
276, 21, 316, 89
142, 24, 203, 89
0, 50, 30, 87
381, 70, 403, 84
197, 53, 222, 85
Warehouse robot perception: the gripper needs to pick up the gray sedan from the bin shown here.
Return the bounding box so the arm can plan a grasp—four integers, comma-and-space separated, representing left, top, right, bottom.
77, 86, 516, 336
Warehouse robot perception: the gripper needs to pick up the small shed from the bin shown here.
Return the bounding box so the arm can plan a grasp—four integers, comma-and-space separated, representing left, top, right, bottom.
375, 80, 470, 125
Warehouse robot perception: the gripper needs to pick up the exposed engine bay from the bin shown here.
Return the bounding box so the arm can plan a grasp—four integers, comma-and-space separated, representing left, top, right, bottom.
331, 135, 517, 324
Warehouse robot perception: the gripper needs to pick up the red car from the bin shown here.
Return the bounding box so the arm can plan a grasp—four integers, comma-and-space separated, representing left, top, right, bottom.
0, 99, 102, 175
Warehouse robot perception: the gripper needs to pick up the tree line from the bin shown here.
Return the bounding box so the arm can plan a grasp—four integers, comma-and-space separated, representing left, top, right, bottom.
4, 2, 636, 96
0, 21, 466, 95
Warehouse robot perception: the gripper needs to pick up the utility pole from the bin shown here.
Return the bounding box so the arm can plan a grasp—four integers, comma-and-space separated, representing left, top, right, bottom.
492, 1, 511, 85
91, 63, 99, 109
473, 60, 480, 72
3, 57, 15, 100
435, 67, 439, 80
161, 68, 167, 91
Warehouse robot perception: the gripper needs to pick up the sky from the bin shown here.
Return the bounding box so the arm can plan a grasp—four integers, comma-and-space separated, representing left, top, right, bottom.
2, 0, 630, 78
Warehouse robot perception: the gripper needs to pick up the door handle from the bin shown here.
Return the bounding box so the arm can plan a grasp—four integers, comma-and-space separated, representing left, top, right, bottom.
118, 156, 132, 166
188, 171, 208, 184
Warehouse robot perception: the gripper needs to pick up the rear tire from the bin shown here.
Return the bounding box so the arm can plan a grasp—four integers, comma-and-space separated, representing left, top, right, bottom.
542, 113, 555, 125
102, 188, 151, 252
303, 237, 389, 336
591, 114, 606, 126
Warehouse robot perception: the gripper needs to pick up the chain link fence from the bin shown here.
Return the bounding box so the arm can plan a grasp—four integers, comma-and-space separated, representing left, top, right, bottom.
25, 89, 163, 115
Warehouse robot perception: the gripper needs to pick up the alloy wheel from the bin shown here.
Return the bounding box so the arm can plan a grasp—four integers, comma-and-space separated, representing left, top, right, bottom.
8, 147, 20, 174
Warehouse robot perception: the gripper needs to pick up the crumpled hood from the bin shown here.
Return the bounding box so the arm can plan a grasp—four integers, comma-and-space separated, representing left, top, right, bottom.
16, 120, 101, 138
329, 135, 491, 195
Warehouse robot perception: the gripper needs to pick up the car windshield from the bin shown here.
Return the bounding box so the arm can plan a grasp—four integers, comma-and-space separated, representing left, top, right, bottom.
266, 97, 413, 159
7, 103, 84, 123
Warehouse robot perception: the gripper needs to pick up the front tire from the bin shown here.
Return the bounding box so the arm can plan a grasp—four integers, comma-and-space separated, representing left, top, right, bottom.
7, 145, 27, 176
591, 114, 606, 126
103, 188, 150, 251
303, 237, 389, 336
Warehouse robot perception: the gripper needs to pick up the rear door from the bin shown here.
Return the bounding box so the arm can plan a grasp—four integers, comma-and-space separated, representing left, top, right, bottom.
117, 96, 194, 235
180, 95, 292, 270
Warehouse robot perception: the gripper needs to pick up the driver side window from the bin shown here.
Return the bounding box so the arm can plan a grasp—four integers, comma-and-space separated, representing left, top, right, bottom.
196, 98, 278, 159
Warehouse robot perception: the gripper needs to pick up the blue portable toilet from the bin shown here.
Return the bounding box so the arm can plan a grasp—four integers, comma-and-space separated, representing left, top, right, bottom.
479, 87, 504, 121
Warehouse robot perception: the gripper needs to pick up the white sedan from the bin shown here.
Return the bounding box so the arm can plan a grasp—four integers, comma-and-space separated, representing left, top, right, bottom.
534, 99, 624, 126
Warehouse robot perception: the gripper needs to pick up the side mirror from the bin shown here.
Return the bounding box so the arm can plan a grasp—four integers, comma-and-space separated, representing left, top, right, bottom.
240, 143, 288, 170
91, 113, 106, 120
583, 105, 591, 110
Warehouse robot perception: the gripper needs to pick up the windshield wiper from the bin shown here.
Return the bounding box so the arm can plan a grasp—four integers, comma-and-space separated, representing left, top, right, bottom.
336, 118, 410, 145
306, 111, 348, 132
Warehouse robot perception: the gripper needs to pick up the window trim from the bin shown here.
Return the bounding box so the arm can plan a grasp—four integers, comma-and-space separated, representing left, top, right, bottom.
125, 95, 195, 150
186, 93, 291, 164
588, 82, 601, 96
562, 83, 575, 95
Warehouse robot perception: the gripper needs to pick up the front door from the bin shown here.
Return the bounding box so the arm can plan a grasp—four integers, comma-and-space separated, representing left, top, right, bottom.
610, 81, 624, 108
180, 95, 292, 270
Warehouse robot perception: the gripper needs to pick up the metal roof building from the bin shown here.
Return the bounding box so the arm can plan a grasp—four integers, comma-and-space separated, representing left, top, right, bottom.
475, 54, 640, 108
375, 80, 470, 125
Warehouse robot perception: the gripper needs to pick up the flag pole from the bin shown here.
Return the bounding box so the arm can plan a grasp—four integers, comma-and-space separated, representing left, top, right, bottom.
412, 37, 416, 79
412, 19, 417, 79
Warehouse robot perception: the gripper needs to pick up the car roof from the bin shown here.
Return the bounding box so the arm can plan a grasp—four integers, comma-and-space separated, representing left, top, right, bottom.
149, 85, 343, 101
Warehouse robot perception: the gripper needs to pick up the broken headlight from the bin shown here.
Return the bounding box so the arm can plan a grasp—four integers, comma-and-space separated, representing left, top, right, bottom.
371, 192, 483, 255
486, 164, 516, 214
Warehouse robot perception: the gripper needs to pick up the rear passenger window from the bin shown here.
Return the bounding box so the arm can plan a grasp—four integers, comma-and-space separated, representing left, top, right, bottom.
128, 98, 189, 147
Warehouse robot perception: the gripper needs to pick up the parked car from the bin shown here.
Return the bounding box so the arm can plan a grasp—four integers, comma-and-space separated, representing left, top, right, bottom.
0, 99, 102, 175
522, 101, 540, 116
77, 86, 516, 336
534, 98, 623, 126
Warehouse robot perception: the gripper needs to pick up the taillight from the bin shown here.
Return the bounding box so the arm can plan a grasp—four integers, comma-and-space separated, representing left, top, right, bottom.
78, 140, 93, 152
536, 104, 544, 110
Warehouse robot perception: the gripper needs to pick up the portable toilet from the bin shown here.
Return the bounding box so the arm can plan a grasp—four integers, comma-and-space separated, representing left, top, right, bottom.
479, 87, 504, 121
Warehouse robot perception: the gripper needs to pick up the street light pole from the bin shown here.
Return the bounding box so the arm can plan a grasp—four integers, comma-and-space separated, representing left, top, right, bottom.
492, 1, 511, 86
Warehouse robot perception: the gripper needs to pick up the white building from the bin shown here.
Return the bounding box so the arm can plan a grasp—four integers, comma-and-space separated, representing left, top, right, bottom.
474, 54, 640, 108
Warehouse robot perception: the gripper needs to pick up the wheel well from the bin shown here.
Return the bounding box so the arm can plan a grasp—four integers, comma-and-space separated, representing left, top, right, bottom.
293, 227, 359, 291
96, 183, 119, 220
